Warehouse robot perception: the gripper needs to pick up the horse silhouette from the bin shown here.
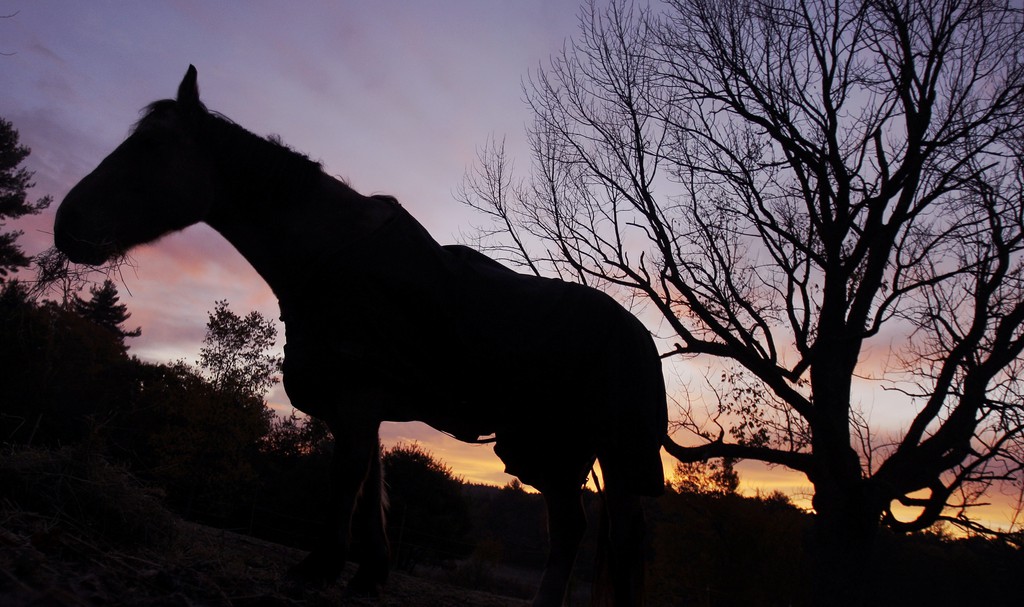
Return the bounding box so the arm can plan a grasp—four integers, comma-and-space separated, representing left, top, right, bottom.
54, 66, 667, 606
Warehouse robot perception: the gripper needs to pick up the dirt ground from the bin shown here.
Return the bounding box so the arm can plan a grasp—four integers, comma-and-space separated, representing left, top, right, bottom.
0, 447, 530, 607
1, 515, 531, 606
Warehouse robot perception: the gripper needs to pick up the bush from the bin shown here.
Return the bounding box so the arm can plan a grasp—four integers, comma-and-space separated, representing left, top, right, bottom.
0, 445, 176, 547
384, 442, 474, 571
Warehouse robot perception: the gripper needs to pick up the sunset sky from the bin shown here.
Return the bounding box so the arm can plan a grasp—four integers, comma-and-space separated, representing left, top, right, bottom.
5, 1, 1020, 530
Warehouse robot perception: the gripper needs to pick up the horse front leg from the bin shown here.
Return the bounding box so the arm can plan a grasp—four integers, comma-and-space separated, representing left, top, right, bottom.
534, 486, 587, 607
288, 416, 380, 586
347, 440, 390, 596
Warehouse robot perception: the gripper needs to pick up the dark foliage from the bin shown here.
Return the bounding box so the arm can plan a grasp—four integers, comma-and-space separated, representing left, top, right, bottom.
1, 292, 272, 526
647, 488, 1024, 607
463, 481, 550, 571
118, 360, 272, 523
0, 445, 177, 548
0, 282, 134, 446
648, 490, 809, 606
384, 442, 474, 571
249, 411, 335, 548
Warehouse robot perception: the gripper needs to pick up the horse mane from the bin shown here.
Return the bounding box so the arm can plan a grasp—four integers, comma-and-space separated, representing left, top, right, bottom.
137, 99, 325, 205
204, 111, 324, 200
134, 100, 401, 215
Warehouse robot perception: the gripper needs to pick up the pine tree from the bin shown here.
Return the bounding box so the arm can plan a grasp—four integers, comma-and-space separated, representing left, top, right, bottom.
73, 279, 141, 345
0, 117, 51, 281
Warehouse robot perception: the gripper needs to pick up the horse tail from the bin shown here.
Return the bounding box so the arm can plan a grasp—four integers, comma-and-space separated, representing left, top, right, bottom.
590, 468, 615, 607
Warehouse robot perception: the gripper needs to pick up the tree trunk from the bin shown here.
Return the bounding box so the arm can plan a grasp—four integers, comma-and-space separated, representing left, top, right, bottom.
806, 317, 879, 604
809, 476, 881, 607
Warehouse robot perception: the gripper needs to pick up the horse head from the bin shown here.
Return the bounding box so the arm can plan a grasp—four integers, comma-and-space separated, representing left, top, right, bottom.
55, 65, 216, 265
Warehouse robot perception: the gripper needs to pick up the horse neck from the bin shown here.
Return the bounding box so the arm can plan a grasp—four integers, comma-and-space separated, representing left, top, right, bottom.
197, 117, 392, 304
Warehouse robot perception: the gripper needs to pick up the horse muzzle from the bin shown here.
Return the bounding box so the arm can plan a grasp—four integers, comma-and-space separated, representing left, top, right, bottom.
53, 197, 118, 266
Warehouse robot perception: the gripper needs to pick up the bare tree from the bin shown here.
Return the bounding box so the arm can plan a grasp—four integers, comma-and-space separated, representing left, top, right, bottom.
459, 0, 1024, 601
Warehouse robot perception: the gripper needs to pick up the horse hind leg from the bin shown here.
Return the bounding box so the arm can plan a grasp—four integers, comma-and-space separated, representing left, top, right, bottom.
533, 482, 587, 607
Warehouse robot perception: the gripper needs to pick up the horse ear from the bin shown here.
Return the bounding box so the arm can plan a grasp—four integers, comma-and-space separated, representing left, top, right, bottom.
177, 65, 201, 110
